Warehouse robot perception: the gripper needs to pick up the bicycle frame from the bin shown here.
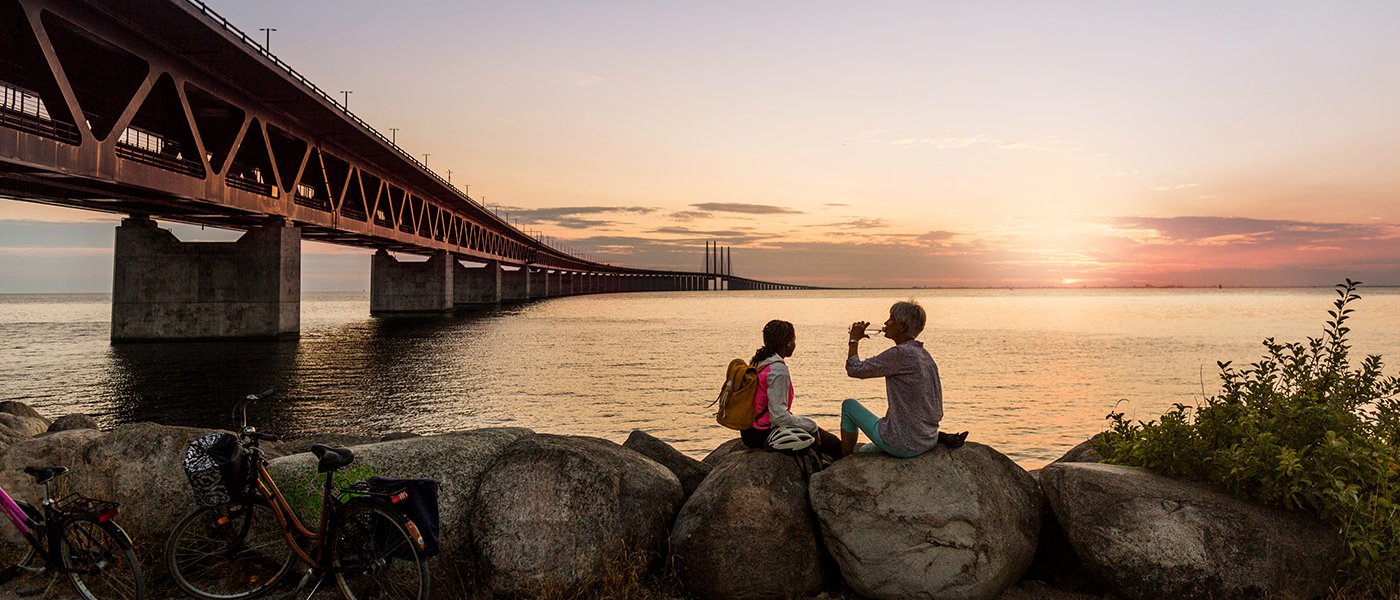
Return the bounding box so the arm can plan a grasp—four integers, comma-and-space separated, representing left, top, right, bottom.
249, 459, 337, 570
0, 485, 35, 539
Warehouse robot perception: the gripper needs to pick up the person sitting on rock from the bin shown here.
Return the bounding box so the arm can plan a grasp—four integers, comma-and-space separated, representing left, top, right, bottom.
741, 319, 843, 460
842, 300, 967, 457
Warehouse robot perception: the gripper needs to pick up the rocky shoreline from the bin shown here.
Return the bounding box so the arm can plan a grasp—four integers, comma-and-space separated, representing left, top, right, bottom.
0, 403, 1345, 599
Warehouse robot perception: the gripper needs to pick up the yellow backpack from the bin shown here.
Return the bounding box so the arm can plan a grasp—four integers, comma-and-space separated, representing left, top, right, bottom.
710, 358, 760, 430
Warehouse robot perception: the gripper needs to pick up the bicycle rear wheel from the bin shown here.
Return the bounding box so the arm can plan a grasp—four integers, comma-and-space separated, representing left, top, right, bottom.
59, 516, 143, 600
330, 502, 428, 600
165, 502, 294, 600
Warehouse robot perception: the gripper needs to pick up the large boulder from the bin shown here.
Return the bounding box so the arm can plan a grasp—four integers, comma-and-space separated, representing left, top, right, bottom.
808, 443, 1041, 600
0, 423, 211, 548
267, 427, 533, 572
623, 430, 712, 497
471, 434, 684, 597
671, 450, 826, 600
1039, 462, 1343, 600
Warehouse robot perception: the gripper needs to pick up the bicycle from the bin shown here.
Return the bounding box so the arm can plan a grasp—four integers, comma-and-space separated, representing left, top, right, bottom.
164, 390, 430, 600
0, 465, 144, 599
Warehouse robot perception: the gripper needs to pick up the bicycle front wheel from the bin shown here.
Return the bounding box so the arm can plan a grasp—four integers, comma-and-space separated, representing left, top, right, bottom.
165, 503, 294, 600
59, 516, 144, 600
330, 502, 428, 600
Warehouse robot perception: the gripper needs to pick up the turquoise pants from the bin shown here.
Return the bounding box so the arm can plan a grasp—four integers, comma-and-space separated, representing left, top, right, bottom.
839, 398, 918, 458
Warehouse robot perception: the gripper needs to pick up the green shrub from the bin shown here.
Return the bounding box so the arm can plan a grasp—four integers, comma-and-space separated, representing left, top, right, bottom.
1096, 280, 1400, 597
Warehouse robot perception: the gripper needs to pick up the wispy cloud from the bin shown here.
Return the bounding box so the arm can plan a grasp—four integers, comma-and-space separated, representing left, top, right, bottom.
804, 218, 889, 230
668, 210, 712, 221
1153, 183, 1199, 191
548, 69, 605, 87
690, 202, 802, 215
850, 130, 1078, 153
496, 206, 654, 229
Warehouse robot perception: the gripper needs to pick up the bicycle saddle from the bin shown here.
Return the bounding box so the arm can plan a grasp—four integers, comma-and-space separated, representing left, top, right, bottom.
310, 444, 355, 473
24, 466, 68, 485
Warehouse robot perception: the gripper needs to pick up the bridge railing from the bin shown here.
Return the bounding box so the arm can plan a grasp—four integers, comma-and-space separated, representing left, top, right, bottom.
182, 0, 566, 254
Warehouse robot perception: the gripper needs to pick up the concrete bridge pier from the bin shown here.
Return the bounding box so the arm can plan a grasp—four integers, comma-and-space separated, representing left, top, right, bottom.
452, 260, 502, 306
371, 250, 454, 315
501, 265, 531, 302
111, 216, 300, 341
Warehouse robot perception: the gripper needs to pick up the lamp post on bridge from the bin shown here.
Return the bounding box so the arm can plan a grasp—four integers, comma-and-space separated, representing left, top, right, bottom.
339, 90, 352, 109
258, 28, 276, 51
389, 128, 398, 146
422, 153, 429, 167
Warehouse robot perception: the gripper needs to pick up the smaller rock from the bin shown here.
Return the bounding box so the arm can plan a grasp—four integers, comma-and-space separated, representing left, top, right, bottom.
0, 401, 47, 422
48, 414, 101, 432
0, 412, 50, 445
1052, 433, 1103, 464
623, 430, 712, 497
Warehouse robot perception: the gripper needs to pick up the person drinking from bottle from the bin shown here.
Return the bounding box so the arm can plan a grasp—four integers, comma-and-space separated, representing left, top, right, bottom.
841, 300, 967, 457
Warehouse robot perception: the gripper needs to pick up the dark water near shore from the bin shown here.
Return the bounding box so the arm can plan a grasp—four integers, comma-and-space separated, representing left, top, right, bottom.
2, 288, 1398, 467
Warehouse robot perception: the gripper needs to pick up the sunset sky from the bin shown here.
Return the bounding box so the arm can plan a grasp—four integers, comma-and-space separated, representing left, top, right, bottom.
3, 1, 1399, 291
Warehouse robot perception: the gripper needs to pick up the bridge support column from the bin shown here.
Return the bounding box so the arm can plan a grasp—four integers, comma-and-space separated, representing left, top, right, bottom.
371, 250, 454, 315
111, 216, 300, 341
453, 260, 501, 306
501, 265, 530, 302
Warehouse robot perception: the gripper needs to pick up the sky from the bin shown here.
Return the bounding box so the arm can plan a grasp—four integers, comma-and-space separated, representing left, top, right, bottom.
3, 1, 1400, 291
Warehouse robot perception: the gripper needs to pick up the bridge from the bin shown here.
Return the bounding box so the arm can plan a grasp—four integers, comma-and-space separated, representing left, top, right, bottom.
0, 0, 812, 341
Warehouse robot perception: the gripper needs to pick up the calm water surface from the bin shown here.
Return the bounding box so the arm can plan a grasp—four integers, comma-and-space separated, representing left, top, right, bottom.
2, 288, 1398, 467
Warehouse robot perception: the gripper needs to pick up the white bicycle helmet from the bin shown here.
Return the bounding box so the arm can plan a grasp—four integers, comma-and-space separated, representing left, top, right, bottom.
766, 425, 815, 451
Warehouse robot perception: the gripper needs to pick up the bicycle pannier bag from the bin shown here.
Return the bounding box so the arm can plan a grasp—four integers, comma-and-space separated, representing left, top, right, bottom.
368, 476, 441, 559
182, 432, 249, 507
710, 358, 760, 430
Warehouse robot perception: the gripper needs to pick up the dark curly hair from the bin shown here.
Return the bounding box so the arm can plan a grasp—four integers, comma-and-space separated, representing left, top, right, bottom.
751, 320, 796, 365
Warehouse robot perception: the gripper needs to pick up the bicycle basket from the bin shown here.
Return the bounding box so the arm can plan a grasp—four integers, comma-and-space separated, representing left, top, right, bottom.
182, 433, 251, 507
367, 476, 441, 559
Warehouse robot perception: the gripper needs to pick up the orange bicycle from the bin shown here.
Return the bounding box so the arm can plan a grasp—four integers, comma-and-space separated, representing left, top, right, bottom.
164, 390, 429, 599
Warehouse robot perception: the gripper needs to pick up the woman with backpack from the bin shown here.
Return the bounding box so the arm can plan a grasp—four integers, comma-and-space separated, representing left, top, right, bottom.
741, 319, 843, 460
841, 300, 968, 457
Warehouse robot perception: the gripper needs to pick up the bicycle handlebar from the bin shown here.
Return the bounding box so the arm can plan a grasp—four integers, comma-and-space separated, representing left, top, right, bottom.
246, 431, 280, 442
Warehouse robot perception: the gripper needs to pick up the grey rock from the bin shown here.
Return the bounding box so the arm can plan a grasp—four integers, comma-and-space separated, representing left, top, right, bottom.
267, 426, 534, 574
380, 431, 421, 442
47, 413, 101, 432
809, 443, 1041, 600
701, 437, 750, 465
623, 430, 712, 497
671, 450, 825, 600
1040, 462, 1343, 600
471, 434, 684, 598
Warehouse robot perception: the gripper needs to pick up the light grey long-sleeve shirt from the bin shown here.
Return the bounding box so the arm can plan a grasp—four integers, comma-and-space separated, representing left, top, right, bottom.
755, 354, 819, 433
845, 339, 943, 455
